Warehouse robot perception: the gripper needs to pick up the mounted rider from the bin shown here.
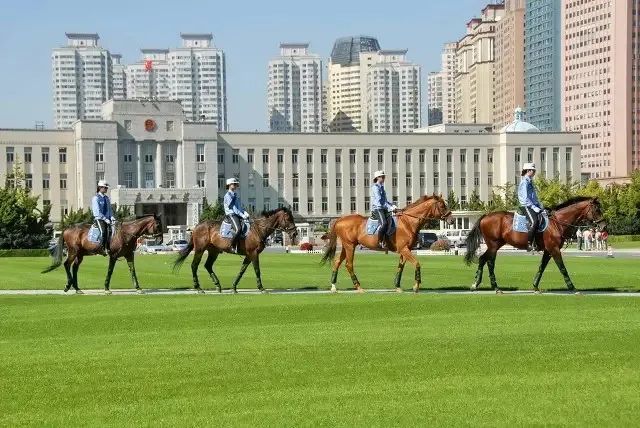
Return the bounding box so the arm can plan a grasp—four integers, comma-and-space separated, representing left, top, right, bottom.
223, 177, 250, 253
91, 180, 116, 255
370, 170, 398, 249
518, 162, 544, 251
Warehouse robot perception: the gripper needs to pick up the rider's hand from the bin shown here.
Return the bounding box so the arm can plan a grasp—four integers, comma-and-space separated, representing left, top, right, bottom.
104, 218, 111, 225
391, 205, 398, 212
242, 211, 250, 219
532, 206, 541, 213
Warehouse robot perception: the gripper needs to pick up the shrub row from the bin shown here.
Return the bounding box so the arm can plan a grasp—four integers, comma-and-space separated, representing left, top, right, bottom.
607, 235, 640, 243
0, 249, 50, 257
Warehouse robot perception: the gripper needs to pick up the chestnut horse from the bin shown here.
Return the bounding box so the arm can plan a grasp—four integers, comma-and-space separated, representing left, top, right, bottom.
464, 197, 606, 293
321, 195, 454, 293
42, 215, 163, 294
173, 207, 298, 293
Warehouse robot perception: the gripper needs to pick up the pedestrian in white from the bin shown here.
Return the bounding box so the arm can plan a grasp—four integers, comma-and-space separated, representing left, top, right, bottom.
576, 228, 583, 250
583, 228, 592, 251
595, 229, 602, 250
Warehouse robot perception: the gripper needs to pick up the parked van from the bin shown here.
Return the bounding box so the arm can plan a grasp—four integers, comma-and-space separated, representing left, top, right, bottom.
443, 229, 470, 247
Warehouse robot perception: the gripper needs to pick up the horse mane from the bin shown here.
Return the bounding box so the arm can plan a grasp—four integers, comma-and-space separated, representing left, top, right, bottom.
260, 206, 292, 217
552, 196, 597, 211
403, 195, 437, 210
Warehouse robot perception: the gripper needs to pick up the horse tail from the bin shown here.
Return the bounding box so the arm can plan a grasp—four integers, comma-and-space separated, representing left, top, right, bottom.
320, 220, 338, 266
42, 233, 65, 273
172, 236, 194, 273
464, 215, 486, 266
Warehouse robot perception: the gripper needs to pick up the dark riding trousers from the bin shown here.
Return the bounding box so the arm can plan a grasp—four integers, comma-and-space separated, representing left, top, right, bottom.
372, 209, 390, 241
522, 206, 541, 237
226, 214, 243, 247
96, 219, 111, 249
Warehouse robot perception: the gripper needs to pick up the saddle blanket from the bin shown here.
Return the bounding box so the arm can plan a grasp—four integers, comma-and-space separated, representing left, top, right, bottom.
88, 223, 116, 244
366, 216, 398, 236
220, 219, 250, 239
512, 211, 549, 233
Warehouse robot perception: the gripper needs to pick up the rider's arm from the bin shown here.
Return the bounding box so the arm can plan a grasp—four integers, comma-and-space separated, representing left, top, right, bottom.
370, 185, 380, 209
91, 196, 103, 220
231, 197, 244, 217
517, 180, 529, 206
223, 192, 234, 215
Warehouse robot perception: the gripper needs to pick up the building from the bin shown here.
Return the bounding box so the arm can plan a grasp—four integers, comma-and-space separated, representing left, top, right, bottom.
52, 33, 113, 129
427, 71, 444, 125
365, 50, 421, 132
112, 54, 127, 100
493, 0, 525, 131
1, 100, 581, 225
455, 4, 505, 124
414, 123, 493, 134
440, 43, 457, 124
524, 0, 562, 131
267, 43, 322, 132
561, 0, 640, 179
126, 49, 170, 100
327, 36, 381, 132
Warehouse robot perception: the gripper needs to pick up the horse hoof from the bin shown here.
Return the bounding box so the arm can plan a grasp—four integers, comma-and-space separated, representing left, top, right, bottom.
470, 283, 478, 291
330, 284, 337, 293
75, 289, 84, 295
136, 289, 144, 295
533, 289, 542, 295
104, 290, 112, 295
259, 289, 268, 294
355, 287, 365, 293
196, 288, 205, 294
412, 285, 420, 294
63, 287, 70, 293
395, 287, 403, 293
216, 287, 222, 294
495, 289, 503, 295
232, 289, 238, 294
574, 291, 582, 296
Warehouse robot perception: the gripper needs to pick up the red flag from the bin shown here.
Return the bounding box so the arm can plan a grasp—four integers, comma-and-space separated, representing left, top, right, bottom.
144, 60, 153, 71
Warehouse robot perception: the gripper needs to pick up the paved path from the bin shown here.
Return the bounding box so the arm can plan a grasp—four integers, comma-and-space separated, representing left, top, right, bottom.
1, 288, 638, 297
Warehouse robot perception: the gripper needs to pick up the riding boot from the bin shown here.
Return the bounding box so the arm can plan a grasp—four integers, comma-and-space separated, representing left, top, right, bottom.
377, 230, 386, 249
527, 228, 535, 252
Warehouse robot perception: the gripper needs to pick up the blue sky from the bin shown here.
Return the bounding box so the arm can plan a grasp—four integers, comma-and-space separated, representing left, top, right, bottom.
0, 0, 490, 131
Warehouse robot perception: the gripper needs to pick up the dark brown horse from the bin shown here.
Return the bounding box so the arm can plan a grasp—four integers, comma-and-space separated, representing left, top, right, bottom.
42, 215, 163, 294
321, 195, 454, 293
464, 197, 606, 293
173, 207, 298, 293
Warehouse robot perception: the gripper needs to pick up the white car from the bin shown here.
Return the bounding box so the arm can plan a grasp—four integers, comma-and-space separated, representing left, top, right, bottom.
139, 240, 169, 254
168, 239, 189, 251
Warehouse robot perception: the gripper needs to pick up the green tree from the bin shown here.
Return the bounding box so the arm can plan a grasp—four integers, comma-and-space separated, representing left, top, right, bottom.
200, 198, 225, 222
467, 189, 485, 211
59, 207, 92, 230
112, 203, 133, 221
446, 189, 460, 211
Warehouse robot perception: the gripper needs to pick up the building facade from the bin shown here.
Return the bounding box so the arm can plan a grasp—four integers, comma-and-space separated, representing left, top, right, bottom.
267, 43, 322, 132
561, 0, 639, 179
427, 71, 444, 126
493, 0, 525, 130
455, 4, 505, 125
112, 54, 127, 100
125, 49, 171, 101
52, 33, 113, 129
440, 43, 457, 125
524, 0, 562, 131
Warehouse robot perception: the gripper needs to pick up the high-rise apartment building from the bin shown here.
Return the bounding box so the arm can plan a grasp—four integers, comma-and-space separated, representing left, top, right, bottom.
440, 43, 457, 124
455, 4, 505, 124
52, 33, 113, 129
112, 54, 127, 100
428, 71, 444, 125
267, 43, 322, 132
524, 0, 562, 131
126, 49, 170, 100
366, 50, 421, 132
493, 0, 525, 130
562, 0, 639, 178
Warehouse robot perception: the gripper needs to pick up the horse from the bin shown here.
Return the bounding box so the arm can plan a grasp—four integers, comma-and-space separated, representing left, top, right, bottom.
464, 197, 606, 294
42, 215, 163, 294
173, 207, 298, 293
320, 195, 454, 293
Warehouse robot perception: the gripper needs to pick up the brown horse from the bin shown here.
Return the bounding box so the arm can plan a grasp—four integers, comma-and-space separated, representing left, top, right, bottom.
173, 207, 298, 293
42, 215, 163, 294
320, 195, 454, 293
464, 197, 606, 293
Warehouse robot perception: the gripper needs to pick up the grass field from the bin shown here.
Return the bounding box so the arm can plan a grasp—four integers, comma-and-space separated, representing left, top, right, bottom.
1, 294, 639, 426
0, 252, 638, 292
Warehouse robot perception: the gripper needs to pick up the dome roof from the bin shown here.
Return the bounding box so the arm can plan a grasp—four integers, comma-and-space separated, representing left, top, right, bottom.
500, 107, 539, 133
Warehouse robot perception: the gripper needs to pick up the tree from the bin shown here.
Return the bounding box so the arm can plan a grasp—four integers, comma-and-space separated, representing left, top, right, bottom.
200, 198, 225, 222
112, 203, 133, 221
467, 189, 485, 211
0, 163, 51, 249
59, 207, 92, 230
446, 189, 460, 211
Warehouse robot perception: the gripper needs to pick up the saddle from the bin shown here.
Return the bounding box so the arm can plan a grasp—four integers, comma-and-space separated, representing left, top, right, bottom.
88, 222, 116, 245
512, 210, 549, 233
366, 215, 398, 236
220, 218, 250, 239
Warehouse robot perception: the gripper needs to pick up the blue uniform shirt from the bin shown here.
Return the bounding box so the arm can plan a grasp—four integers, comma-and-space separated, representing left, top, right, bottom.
518, 175, 542, 209
91, 193, 114, 221
370, 183, 393, 211
224, 190, 244, 216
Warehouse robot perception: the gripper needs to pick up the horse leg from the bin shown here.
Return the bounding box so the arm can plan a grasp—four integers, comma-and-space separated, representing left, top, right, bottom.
191, 251, 204, 293
343, 245, 362, 292
72, 256, 84, 294
251, 256, 266, 293
471, 252, 489, 291
532, 251, 552, 293
63, 254, 75, 292
203, 250, 222, 293
231, 257, 251, 294
103, 256, 117, 295
330, 248, 346, 293
393, 255, 406, 291
125, 254, 142, 294
399, 249, 421, 293
550, 249, 577, 293
486, 252, 501, 294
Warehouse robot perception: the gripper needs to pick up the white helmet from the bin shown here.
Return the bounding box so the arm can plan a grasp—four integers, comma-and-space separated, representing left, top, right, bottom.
226, 177, 240, 187
97, 180, 110, 188
522, 162, 536, 171
373, 170, 386, 182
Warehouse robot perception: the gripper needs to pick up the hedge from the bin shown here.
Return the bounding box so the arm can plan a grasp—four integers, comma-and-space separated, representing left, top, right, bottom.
0, 249, 50, 257
607, 235, 640, 243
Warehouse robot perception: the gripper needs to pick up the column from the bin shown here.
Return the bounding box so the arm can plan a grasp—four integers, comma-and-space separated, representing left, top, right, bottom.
155, 141, 162, 188
137, 142, 143, 188
176, 142, 183, 188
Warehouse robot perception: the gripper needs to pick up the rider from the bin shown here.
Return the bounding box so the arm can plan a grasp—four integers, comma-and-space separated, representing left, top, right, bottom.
91, 180, 116, 255
518, 162, 544, 251
224, 177, 250, 253
370, 170, 398, 249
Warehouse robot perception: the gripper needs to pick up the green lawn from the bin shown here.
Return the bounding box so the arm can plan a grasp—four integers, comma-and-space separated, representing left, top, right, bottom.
0, 252, 638, 292
1, 295, 639, 426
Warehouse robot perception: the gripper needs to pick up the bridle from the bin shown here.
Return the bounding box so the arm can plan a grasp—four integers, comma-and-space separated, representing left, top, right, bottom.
551, 200, 605, 233
396, 202, 452, 223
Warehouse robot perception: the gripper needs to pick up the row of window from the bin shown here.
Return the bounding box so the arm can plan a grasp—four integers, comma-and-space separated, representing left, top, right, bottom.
6, 147, 66, 163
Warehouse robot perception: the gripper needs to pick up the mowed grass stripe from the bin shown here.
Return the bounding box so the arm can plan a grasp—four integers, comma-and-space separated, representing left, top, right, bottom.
0, 295, 639, 426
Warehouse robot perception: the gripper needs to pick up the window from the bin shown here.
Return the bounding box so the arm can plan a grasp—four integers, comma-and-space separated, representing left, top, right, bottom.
124, 120, 131, 131
218, 175, 225, 189
474, 149, 480, 163
124, 153, 132, 162
262, 150, 269, 164
447, 172, 453, 186
43, 200, 51, 208
487, 149, 494, 164
292, 149, 298, 164
306, 149, 313, 163
218, 149, 225, 164
293, 197, 299, 212
350, 149, 356, 163
460, 175, 466, 186
378, 149, 384, 163
278, 174, 284, 191
42, 148, 50, 163
96, 172, 104, 184
197, 172, 205, 188
321, 174, 328, 188
293, 173, 299, 188
95, 143, 107, 162
446, 149, 452, 163
321, 149, 327, 164
322, 197, 328, 212
42, 175, 50, 189
515, 148, 521, 163
405, 150, 411, 163
392, 150, 398, 163
364, 196, 370, 211
433, 149, 439, 163
229, 149, 238, 164
474, 173, 480, 187
24, 148, 32, 163
433, 172, 439, 187
541, 148, 547, 164
164, 173, 175, 188
196, 144, 205, 162
25, 174, 33, 189
307, 173, 313, 187
264, 198, 271, 211
124, 172, 133, 188
336, 197, 342, 213
248, 149, 254, 164
392, 175, 398, 187
350, 174, 356, 187
277, 149, 284, 163
335, 149, 341, 163
487, 172, 493, 186
406, 176, 412, 187
527, 148, 534, 163
263, 173, 270, 188
363, 174, 370, 186
165, 153, 175, 163
565, 148, 572, 163
350, 197, 356, 212
166, 121, 174, 131
306, 199, 314, 212
6, 147, 14, 163
420, 173, 425, 188
419, 149, 425, 163
336, 174, 342, 187
248, 198, 256, 213
144, 172, 153, 185
60, 173, 67, 190
364, 149, 370, 163
248, 173, 255, 188
460, 149, 466, 163
144, 154, 153, 163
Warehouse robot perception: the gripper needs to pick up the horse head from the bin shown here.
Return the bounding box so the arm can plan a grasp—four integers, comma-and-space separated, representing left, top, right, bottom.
402, 194, 454, 225
261, 207, 298, 244
552, 197, 606, 230
128, 214, 163, 243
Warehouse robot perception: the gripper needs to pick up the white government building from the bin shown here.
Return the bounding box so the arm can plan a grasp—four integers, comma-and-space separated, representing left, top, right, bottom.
0, 100, 581, 229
